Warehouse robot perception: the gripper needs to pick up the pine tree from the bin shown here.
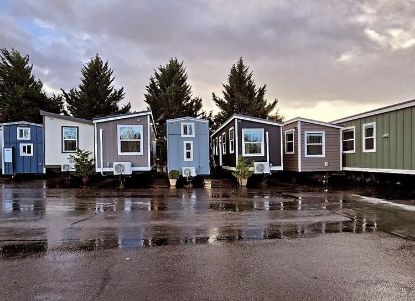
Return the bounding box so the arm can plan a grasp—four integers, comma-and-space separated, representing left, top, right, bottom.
212, 57, 282, 127
62, 54, 130, 120
144, 58, 203, 139
0, 48, 63, 123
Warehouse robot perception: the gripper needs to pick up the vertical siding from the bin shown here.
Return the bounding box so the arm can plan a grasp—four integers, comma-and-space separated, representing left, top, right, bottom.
211, 120, 237, 167
282, 122, 298, 172
412, 107, 415, 170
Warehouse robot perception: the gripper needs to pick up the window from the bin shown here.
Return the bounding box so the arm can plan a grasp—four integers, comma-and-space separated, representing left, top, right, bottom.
117, 125, 143, 155
184, 141, 193, 161
222, 133, 227, 154
229, 127, 235, 153
342, 126, 355, 153
242, 128, 264, 156
363, 122, 376, 152
20, 143, 33, 157
285, 130, 295, 154
305, 131, 325, 157
215, 137, 219, 155
181, 122, 195, 137
62, 126, 78, 152
17, 127, 30, 140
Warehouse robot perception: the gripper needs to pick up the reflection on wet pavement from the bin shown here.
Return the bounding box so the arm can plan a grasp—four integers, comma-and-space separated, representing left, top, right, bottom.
0, 181, 414, 258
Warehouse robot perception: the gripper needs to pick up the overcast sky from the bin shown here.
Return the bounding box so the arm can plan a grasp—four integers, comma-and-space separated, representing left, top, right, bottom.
1, 0, 415, 121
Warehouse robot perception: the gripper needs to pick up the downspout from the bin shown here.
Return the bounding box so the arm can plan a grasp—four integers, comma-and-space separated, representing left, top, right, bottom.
100, 128, 104, 176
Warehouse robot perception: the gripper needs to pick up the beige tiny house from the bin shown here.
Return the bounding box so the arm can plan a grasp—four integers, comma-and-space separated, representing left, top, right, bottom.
283, 118, 343, 172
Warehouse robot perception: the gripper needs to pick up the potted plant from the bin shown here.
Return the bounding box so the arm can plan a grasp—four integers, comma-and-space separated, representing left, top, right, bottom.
232, 156, 253, 187
168, 170, 180, 187
69, 149, 95, 187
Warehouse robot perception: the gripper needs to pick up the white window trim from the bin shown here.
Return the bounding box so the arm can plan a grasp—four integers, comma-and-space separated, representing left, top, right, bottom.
117, 125, 144, 156
181, 122, 195, 137
62, 126, 78, 153
222, 132, 227, 154
20, 143, 33, 157
229, 127, 235, 154
284, 129, 295, 154
362, 122, 376, 153
17, 127, 31, 140
215, 137, 219, 155
184, 141, 193, 161
304, 131, 325, 158
342, 126, 356, 154
242, 128, 265, 157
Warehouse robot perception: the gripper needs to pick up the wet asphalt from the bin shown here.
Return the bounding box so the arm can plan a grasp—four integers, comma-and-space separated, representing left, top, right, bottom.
1, 180, 415, 300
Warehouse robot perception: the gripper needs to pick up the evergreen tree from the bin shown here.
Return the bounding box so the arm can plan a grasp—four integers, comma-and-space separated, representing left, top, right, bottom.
0, 48, 63, 123
62, 54, 130, 120
144, 58, 203, 139
212, 57, 282, 127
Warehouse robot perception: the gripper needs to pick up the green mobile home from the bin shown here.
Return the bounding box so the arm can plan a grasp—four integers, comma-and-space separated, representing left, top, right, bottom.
332, 99, 415, 175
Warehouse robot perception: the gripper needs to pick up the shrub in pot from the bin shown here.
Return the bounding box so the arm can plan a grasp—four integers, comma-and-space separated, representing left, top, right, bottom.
168, 170, 180, 187
69, 149, 95, 187
232, 156, 253, 187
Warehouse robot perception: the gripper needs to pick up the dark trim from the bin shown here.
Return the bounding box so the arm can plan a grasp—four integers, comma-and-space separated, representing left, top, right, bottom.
40, 110, 93, 125
61, 126, 79, 153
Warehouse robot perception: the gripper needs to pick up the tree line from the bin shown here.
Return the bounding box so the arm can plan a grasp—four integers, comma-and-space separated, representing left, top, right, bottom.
0, 48, 283, 144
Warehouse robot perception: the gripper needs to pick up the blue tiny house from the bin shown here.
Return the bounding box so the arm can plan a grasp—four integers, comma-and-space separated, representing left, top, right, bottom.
167, 117, 210, 177
1, 122, 45, 175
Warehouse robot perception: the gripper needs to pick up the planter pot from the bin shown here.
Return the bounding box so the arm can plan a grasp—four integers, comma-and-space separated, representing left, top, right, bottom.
169, 178, 177, 187
240, 178, 248, 187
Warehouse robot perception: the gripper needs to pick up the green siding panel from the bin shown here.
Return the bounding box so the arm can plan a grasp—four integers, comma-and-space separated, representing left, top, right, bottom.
382, 113, 390, 169
396, 110, 404, 169
389, 111, 397, 169
403, 108, 412, 169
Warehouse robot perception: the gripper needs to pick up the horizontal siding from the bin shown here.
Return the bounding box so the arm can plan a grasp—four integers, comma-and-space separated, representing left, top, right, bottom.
282, 122, 298, 172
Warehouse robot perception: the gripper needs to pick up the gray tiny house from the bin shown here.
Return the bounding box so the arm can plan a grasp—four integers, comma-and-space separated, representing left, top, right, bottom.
283, 118, 343, 173
93, 111, 156, 175
211, 114, 283, 174
166, 117, 210, 177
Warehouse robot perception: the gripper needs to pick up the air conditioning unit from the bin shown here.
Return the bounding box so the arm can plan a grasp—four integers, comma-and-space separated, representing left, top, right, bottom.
61, 163, 75, 172
182, 167, 196, 177
254, 162, 271, 174
113, 162, 132, 175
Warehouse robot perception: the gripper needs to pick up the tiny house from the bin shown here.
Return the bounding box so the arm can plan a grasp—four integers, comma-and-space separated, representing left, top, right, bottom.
1, 121, 44, 175
40, 110, 94, 172
283, 118, 343, 173
166, 117, 210, 177
211, 114, 283, 174
332, 99, 415, 175
93, 111, 156, 175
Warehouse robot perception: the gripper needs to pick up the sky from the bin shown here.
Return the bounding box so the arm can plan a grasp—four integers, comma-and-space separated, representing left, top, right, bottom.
1, 0, 415, 121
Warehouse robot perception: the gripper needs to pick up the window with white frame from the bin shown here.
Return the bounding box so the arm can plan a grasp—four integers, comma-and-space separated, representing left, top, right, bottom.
117, 125, 143, 155
305, 132, 325, 157
20, 143, 33, 156
184, 141, 193, 161
229, 127, 235, 153
181, 122, 195, 137
242, 128, 264, 156
342, 126, 355, 153
17, 127, 30, 140
62, 126, 78, 152
363, 122, 376, 152
222, 132, 227, 154
285, 130, 295, 154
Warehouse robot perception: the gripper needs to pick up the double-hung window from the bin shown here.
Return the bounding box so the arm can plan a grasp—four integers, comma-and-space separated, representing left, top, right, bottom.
342, 126, 355, 153
181, 123, 195, 137
62, 126, 78, 152
285, 130, 295, 154
20, 143, 33, 156
222, 133, 227, 154
305, 131, 325, 157
362, 122, 376, 152
17, 127, 30, 140
184, 141, 193, 161
117, 125, 143, 155
229, 127, 235, 154
242, 128, 264, 156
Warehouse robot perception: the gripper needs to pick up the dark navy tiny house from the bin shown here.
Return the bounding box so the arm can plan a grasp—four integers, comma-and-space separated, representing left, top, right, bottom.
1, 121, 45, 176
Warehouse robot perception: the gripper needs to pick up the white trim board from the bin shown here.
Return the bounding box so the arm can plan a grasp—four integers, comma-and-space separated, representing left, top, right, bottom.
343, 167, 415, 175
284, 117, 343, 129
167, 117, 208, 123
93, 111, 152, 123
1, 121, 43, 127
212, 114, 282, 136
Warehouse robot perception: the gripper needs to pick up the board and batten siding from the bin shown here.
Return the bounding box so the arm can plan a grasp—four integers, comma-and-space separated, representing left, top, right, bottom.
300, 122, 341, 172
95, 116, 149, 169
283, 122, 298, 172
167, 119, 210, 175
340, 106, 415, 172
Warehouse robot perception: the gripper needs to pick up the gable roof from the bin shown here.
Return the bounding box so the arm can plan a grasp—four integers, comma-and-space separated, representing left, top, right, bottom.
40, 110, 93, 125
1, 121, 43, 127
212, 114, 283, 136
332, 99, 415, 124
284, 117, 343, 129
166, 116, 209, 123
